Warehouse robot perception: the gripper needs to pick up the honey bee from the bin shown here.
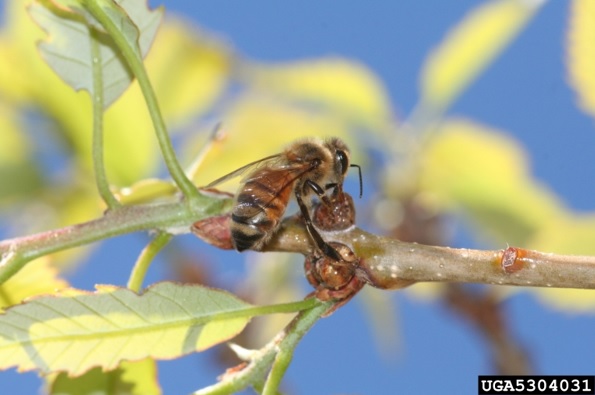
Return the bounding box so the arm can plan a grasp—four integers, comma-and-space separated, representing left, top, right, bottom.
206, 137, 361, 261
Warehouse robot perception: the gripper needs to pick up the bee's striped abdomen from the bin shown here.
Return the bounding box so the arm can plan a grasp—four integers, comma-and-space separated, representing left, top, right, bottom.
230, 169, 294, 251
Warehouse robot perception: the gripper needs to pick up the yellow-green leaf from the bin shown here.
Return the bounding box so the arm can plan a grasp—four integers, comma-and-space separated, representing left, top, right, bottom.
114, 178, 177, 205
530, 214, 595, 256
420, 0, 542, 112
0, 258, 68, 312
533, 287, 595, 312
529, 214, 595, 312
102, 90, 160, 184
418, 119, 563, 246
242, 58, 392, 129
146, 21, 230, 126
0, 105, 28, 166
567, 0, 595, 119
0, 36, 32, 105
0, 282, 253, 376
49, 359, 160, 395
0, 104, 42, 201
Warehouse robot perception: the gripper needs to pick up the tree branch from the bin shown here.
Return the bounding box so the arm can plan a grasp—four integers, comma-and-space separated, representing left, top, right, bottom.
262, 217, 595, 290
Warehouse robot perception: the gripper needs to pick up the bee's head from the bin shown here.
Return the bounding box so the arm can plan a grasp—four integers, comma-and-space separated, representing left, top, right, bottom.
288, 137, 361, 197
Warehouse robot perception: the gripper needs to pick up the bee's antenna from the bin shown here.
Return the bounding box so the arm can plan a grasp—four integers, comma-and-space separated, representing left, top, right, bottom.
350, 164, 363, 198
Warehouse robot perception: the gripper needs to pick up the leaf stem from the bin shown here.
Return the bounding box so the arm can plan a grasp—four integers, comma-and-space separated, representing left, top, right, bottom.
261, 300, 332, 395
192, 299, 332, 395
81, 0, 202, 202
247, 297, 318, 316
192, 298, 320, 325
128, 232, 172, 292
90, 29, 120, 209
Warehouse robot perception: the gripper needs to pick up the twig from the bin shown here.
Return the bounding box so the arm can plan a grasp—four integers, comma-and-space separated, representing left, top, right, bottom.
0, 196, 225, 284
263, 217, 595, 290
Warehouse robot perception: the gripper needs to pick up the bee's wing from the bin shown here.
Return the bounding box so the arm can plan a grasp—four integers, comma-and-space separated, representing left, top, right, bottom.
205, 154, 282, 188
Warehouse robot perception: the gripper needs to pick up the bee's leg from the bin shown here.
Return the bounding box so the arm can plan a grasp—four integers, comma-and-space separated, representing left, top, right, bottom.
295, 181, 344, 262
324, 182, 343, 200
305, 179, 342, 208
302, 179, 336, 207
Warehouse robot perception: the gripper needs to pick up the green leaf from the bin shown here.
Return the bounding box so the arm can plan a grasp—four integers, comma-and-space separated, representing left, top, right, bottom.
0, 282, 253, 376
49, 359, 160, 395
29, 0, 162, 108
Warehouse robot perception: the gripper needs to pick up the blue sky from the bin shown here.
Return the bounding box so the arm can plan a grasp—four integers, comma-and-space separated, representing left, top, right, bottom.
3, 1, 595, 394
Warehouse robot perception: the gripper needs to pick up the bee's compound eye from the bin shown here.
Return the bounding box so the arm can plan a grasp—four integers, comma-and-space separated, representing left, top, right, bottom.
336, 150, 349, 175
